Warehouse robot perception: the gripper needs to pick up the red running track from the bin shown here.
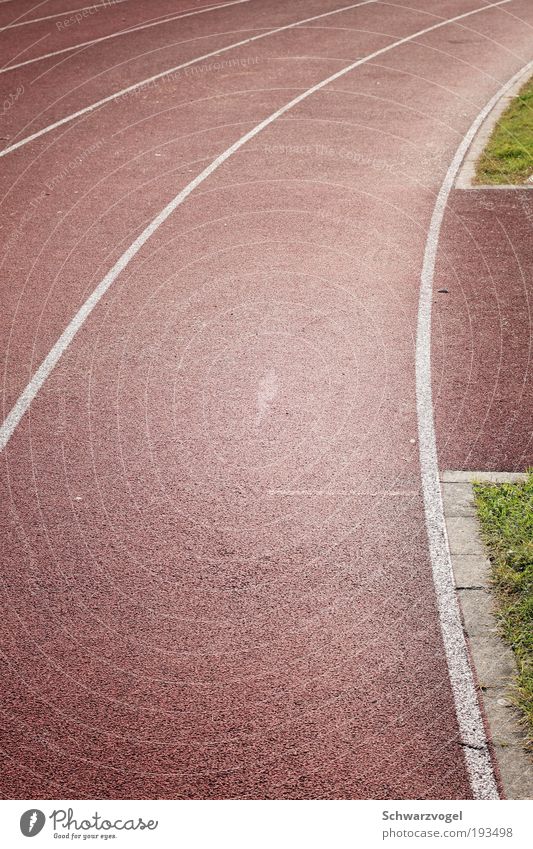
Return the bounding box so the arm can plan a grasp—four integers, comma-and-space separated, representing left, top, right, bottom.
435, 187, 533, 471
0, 0, 532, 799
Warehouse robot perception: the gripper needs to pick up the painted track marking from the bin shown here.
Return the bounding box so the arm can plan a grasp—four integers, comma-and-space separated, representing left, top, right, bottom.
1, 30, 49, 70
0, 1, 514, 798
416, 55, 533, 801
0, 0, 378, 159
0, 0, 508, 455
0, 0, 255, 74
0, 0, 132, 32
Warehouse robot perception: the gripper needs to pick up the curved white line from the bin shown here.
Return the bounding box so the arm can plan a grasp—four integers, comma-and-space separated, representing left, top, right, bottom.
0, 0, 516, 800
0, 0, 509, 460
416, 56, 533, 801
0, 0, 377, 159
0, 0, 133, 31
0, 0, 254, 74
0, 0, 63, 30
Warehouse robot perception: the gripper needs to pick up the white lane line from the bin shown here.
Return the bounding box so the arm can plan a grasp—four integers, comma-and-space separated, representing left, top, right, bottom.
0, 30, 50, 70
268, 489, 420, 495
0, 0, 508, 459
0, 1, 516, 800
416, 56, 533, 801
0, 0, 132, 31
0, 0, 379, 158
0, 0, 254, 74
0, 0, 61, 31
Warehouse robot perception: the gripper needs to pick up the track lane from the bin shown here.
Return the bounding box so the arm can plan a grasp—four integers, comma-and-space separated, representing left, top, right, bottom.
1, 0, 515, 451
0, 0, 256, 74
0, 0, 134, 30
434, 190, 533, 471
416, 54, 533, 796
0, 0, 374, 155
1, 0, 532, 800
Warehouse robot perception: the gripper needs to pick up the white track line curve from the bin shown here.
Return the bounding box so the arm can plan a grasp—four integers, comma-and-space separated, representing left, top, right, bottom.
0, 0, 132, 32
0, 0, 378, 159
0, 0, 508, 447
416, 55, 533, 801
0, 0, 513, 799
0, 0, 254, 74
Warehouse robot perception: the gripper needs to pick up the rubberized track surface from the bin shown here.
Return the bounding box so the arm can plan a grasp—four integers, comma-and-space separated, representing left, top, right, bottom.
435, 187, 533, 471
0, 0, 532, 799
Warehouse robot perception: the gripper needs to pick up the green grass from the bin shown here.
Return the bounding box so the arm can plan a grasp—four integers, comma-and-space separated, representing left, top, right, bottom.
475, 74, 533, 184
473, 473, 533, 742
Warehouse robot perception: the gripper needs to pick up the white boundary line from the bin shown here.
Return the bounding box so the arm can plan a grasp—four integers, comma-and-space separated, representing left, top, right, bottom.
0, 0, 130, 32
0, 0, 508, 445
0, 0, 132, 31
416, 56, 533, 801
0, 0, 254, 74
0, 0, 514, 800
0, 0, 378, 159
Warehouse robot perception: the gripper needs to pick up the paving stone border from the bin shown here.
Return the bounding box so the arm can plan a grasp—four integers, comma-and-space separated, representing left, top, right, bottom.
455, 65, 533, 190
441, 470, 532, 800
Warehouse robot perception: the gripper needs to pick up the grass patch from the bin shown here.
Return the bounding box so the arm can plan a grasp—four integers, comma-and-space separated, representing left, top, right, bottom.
474, 74, 533, 184
473, 473, 533, 742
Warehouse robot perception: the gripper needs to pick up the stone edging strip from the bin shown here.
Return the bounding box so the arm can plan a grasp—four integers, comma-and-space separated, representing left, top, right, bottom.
441, 470, 532, 800
455, 64, 533, 190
